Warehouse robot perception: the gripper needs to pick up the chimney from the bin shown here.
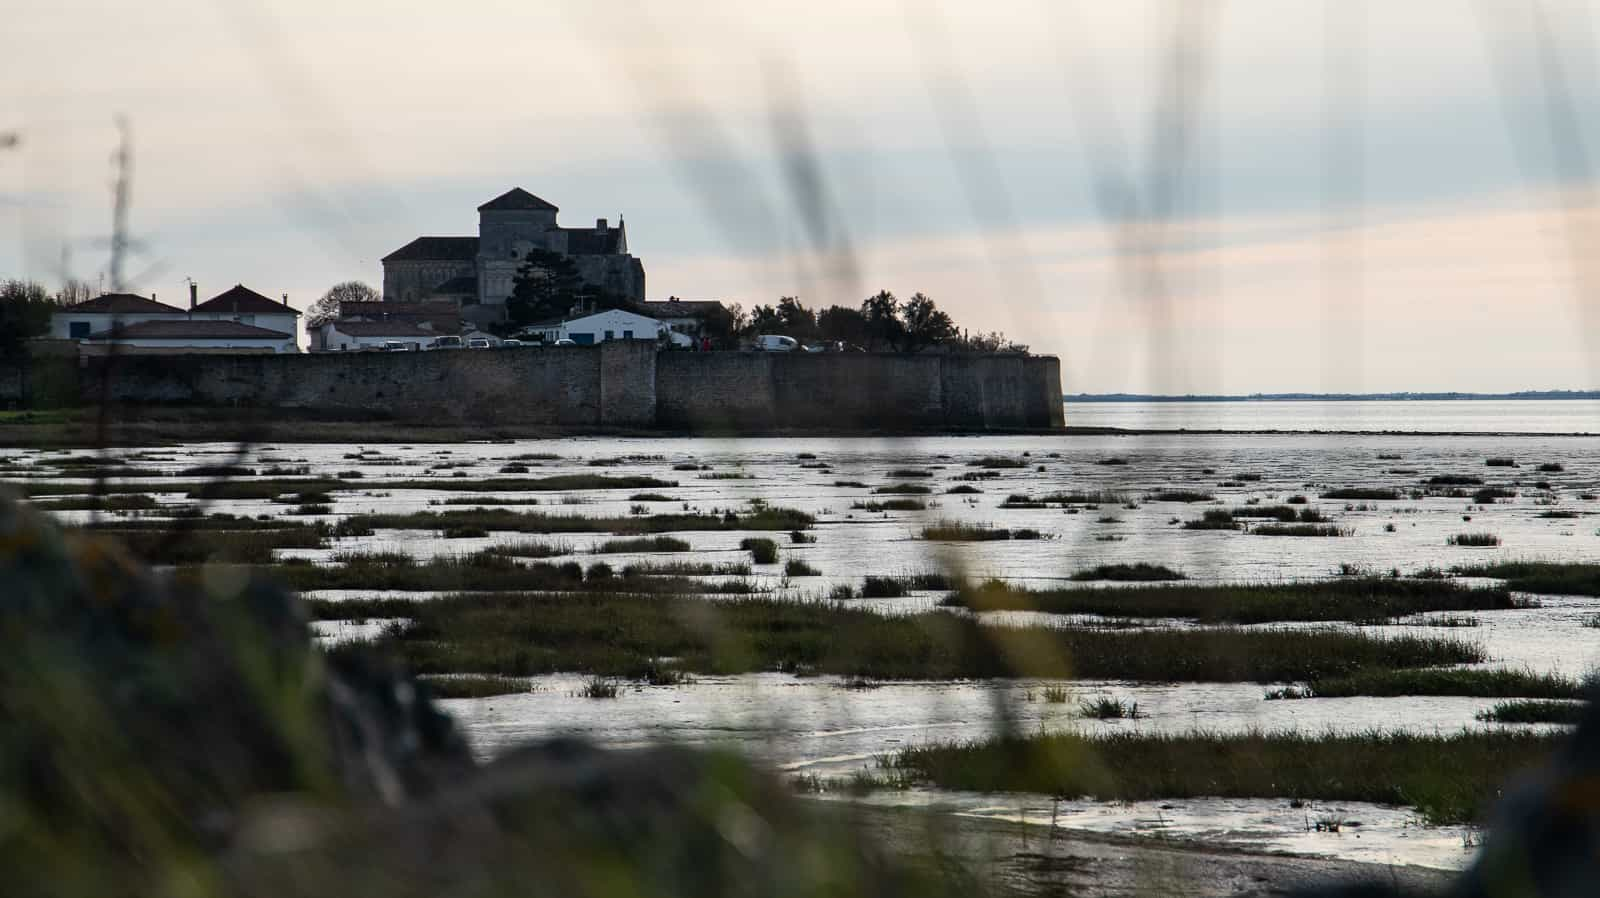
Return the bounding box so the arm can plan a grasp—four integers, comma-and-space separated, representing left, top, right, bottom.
596, 218, 608, 232
189, 283, 197, 311
282, 293, 290, 307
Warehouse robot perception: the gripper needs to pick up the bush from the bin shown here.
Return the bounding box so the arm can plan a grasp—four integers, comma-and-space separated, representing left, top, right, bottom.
1485, 458, 1518, 467
860, 577, 909, 598
740, 537, 779, 564
1448, 532, 1501, 547
784, 558, 820, 577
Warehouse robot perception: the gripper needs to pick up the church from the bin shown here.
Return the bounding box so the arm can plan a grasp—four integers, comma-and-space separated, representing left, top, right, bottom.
380, 188, 646, 326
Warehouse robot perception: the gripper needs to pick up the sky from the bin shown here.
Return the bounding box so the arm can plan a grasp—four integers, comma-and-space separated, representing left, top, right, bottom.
4, 0, 1600, 393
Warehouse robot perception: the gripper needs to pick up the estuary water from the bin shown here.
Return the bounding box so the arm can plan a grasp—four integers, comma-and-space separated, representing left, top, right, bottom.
1068, 399, 1600, 434
12, 400, 1600, 871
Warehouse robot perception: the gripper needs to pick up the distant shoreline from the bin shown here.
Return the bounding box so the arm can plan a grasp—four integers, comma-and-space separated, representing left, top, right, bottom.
1068, 391, 1600, 403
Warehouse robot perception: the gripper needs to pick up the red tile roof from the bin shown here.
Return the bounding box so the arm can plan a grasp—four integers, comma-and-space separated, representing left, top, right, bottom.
87, 320, 294, 340
193, 284, 298, 316
64, 293, 188, 315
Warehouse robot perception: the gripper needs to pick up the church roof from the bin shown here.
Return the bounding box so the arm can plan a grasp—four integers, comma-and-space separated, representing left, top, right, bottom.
193, 284, 298, 316
64, 293, 187, 315
477, 188, 559, 212
644, 299, 724, 316
87, 320, 293, 340
381, 236, 479, 262
563, 227, 625, 255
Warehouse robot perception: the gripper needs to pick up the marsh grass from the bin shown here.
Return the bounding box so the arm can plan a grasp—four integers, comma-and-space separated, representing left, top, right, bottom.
1306, 668, 1581, 699
1476, 700, 1589, 724
945, 484, 983, 495
422, 674, 529, 698
595, 536, 692, 554
1079, 697, 1142, 719
87, 526, 328, 564
1485, 458, 1518, 468
1538, 462, 1566, 473
1253, 523, 1350, 537
1230, 506, 1326, 523
30, 493, 160, 511
969, 457, 1026, 469
485, 540, 575, 559
1040, 685, 1070, 704
888, 469, 934, 479
884, 729, 1559, 825
740, 537, 779, 564
1068, 564, 1186, 582
946, 577, 1524, 624
1146, 490, 1214, 503
860, 577, 909, 598
784, 558, 821, 577
622, 561, 753, 577
1473, 487, 1517, 503
328, 592, 1484, 683
580, 678, 620, 699
920, 521, 1038, 541
874, 484, 932, 495
852, 499, 927, 512
342, 506, 814, 535
1320, 488, 1401, 501
1452, 561, 1600, 595
1448, 532, 1502, 547
1430, 475, 1485, 486
1182, 510, 1240, 531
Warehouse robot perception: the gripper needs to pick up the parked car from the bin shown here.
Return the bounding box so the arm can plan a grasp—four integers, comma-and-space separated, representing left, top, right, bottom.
553, 338, 577, 347
429, 335, 464, 350
500, 339, 525, 348
382, 340, 410, 352
467, 338, 492, 350
751, 334, 799, 352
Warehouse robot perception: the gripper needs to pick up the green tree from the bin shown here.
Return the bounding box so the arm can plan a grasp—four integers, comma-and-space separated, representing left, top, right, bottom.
899, 292, 956, 353
776, 296, 817, 340
747, 304, 784, 336
0, 280, 60, 356
507, 249, 585, 328
817, 305, 866, 346
306, 281, 378, 329
859, 290, 903, 351
701, 302, 747, 349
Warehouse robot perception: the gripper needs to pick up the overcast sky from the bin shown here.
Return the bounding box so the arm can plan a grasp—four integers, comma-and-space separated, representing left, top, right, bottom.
4, 1, 1600, 392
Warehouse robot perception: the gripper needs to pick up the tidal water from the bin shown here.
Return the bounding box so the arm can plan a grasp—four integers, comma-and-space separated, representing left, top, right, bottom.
12, 399, 1600, 871
1068, 399, 1600, 434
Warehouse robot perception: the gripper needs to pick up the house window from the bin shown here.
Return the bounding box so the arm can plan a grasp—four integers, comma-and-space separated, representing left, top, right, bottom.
69, 322, 91, 339
622, 330, 633, 339
604, 330, 615, 341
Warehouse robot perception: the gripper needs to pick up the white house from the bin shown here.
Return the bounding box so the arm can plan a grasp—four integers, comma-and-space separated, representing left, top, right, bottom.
81, 320, 298, 354
53, 285, 301, 353
318, 320, 439, 351
642, 298, 723, 340
524, 308, 681, 345
190, 284, 300, 343
51, 293, 188, 340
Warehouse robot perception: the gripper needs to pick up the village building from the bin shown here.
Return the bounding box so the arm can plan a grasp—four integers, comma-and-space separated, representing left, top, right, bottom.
380, 188, 646, 327
52, 285, 300, 354
80, 320, 298, 354
523, 308, 687, 346
642, 298, 724, 340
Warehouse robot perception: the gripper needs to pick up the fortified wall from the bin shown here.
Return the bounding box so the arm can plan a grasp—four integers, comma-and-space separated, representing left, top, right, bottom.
1, 344, 1064, 431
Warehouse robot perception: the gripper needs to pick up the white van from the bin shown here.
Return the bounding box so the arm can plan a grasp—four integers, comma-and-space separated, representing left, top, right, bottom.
751, 334, 799, 352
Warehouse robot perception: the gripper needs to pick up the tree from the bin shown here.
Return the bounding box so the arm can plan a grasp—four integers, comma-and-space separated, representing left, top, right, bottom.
775, 296, 817, 340
899, 292, 956, 353
0, 280, 60, 356
817, 305, 866, 346
746, 303, 784, 337
307, 281, 378, 328
701, 302, 747, 349
507, 249, 589, 329
859, 290, 903, 351
55, 279, 93, 306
